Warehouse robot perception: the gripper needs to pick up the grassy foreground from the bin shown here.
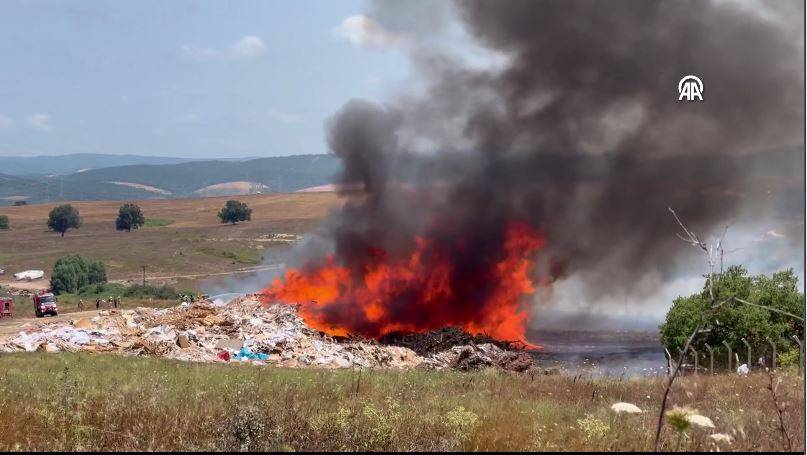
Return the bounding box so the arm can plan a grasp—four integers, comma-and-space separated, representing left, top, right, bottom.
0, 353, 802, 451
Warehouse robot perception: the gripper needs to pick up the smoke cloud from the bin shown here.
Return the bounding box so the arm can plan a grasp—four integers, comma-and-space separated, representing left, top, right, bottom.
283, 0, 804, 333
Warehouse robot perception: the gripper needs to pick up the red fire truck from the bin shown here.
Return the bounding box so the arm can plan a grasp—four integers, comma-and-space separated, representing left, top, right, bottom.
0, 296, 12, 318
33, 291, 58, 317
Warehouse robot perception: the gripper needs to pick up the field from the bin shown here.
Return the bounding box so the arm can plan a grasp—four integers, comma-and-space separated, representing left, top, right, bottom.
0, 193, 338, 290
0, 353, 801, 451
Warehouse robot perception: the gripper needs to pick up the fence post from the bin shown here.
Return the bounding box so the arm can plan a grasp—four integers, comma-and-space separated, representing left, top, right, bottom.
689, 346, 699, 376
704, 344, 714, 375
722, 340, 732, 372
766, 337, 777, 370
678, 347, 686, 376
741, 338, 751, 371
791, 334, 804, 376
664, 348, 673, 376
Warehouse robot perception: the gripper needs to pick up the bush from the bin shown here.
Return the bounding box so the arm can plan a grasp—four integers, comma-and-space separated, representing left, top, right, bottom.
115, 203, 145, 232
778, 348, 801, 369
660, 266, 804, 357
0, 215, 8, 230
50, 254, 107, 294
47, 204, 81, 236
12, 200, 27, 206
72, 282, 188, 300
218, 200, 252, 225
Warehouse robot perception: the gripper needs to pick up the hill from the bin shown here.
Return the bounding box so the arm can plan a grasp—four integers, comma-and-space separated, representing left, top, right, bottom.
0, 154, 341, 204
0, 153, 201, 176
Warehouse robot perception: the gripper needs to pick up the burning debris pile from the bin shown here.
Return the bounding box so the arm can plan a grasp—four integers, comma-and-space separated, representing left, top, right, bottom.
0, 298, 536, 372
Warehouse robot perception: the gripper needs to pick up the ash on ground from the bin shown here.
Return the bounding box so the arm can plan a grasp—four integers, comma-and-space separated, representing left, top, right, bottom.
0, 298, 537, 373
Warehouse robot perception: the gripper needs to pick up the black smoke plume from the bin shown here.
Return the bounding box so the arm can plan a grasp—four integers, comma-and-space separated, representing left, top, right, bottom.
296, 0, 803, 321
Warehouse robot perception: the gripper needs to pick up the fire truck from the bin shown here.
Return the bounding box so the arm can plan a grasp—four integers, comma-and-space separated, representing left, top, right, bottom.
0, 295, 12, 318
33, 291, 58, 317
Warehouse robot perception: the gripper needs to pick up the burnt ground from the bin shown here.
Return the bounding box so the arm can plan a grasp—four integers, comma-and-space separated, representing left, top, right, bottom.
528, 329, 667, 377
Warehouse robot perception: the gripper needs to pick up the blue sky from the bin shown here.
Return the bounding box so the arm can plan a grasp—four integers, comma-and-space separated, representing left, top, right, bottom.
0, 0, 411, 157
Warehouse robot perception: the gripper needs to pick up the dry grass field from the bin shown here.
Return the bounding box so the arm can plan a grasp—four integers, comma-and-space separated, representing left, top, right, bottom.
0, 353, 801, 451
0, 193, 338, 289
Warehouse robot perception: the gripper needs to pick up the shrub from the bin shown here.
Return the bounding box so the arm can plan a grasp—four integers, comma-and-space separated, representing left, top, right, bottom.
0, 215, 8, 230
50, 254, 107, 294
660, 266, 804, 357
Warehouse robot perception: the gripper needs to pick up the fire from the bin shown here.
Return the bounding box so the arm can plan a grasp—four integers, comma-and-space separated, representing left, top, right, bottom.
261, 222, 546, 347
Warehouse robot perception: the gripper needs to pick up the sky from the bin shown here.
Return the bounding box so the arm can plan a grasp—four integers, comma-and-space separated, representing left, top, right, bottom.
0, 0, 412, 158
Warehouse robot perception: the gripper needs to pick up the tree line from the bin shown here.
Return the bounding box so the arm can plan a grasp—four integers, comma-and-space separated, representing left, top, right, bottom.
0, 199, 253, 236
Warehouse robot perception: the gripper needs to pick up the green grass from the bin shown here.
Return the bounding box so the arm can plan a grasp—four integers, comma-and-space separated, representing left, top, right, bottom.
0, 353, 802, 451
197, 246, 261, 265
142, 218, 174, 227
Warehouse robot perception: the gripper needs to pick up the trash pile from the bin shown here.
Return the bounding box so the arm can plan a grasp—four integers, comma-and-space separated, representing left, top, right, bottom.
0, 298, 537, 372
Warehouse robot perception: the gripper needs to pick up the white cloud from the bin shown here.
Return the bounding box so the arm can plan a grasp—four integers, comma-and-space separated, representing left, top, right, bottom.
0, 115, 13, 130
230, 35, 266, 59
27, 113, 51, 131
334, 15, 406, 49
180, 35, 266, 61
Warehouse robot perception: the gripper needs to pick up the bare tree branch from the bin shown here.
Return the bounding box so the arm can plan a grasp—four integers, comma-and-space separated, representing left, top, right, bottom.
768, 370, 793, 451
734, 297, 805, 322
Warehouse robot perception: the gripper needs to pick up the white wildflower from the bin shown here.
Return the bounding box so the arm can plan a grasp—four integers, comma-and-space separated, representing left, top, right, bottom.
686, 413, 715, 429
709, 433, 733, 444
611, 402, 643, 414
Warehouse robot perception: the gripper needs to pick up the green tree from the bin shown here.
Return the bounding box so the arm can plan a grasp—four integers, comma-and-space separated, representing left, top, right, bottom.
115, 203, 145, 232
660, 266, 804, 358
50, 254, 107, 294
0, 215, 8, 230
47, 204, 81, 237
217, 200, 252, 225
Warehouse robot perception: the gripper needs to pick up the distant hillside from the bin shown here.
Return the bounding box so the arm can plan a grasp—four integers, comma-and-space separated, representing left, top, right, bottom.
0, 154, 341, 204
0, 153, 206, 176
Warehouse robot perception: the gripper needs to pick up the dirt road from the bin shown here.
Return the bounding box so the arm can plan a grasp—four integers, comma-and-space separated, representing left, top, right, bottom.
0, 309, 99, 337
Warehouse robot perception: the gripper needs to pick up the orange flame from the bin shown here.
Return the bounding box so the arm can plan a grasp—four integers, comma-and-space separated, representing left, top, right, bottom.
261, 222, 545, 347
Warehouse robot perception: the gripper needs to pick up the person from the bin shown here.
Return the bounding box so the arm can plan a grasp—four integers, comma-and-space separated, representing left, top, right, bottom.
113, 296, 119, 309
95, 298, 100, 310
78, 299, 84, 311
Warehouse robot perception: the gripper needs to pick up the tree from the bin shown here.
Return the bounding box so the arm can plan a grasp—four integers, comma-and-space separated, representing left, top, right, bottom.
47, 204, 81, 237
218, 200, 252, 225
115, 203, 145, 232
0, 215, 8, 230
660, 266, 804, 357
50, 254, 107, 294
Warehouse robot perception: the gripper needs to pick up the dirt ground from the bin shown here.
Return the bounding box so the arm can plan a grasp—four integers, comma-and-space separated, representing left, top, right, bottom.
0, 193, 338, 287
0, 309, 99, 336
